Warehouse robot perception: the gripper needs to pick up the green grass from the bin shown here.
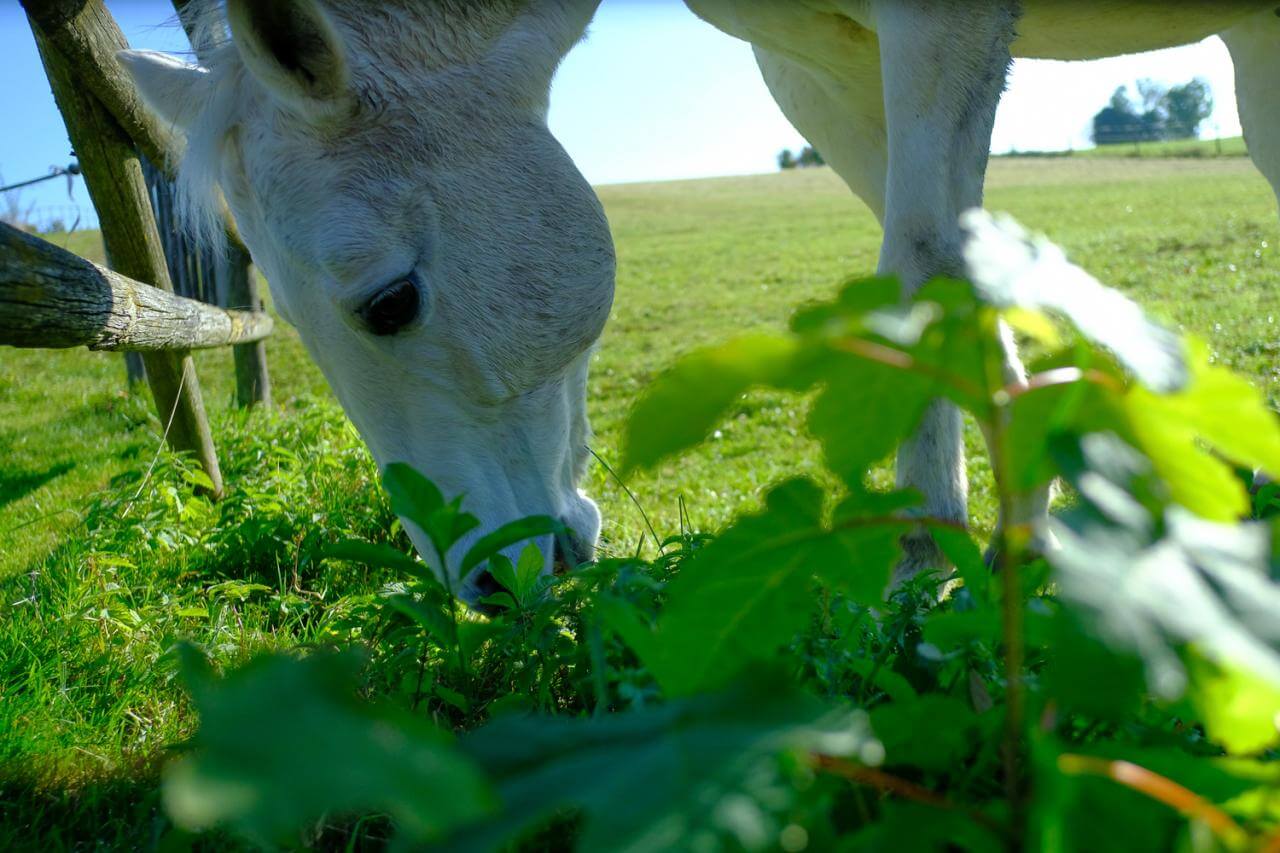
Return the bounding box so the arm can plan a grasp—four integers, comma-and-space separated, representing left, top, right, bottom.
1, 156, 1277, 847
1001, 134, 1250, 159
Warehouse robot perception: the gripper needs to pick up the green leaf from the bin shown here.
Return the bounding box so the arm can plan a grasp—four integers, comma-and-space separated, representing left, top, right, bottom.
482, 546, 548, 609
932, 526, 991, 602
808, 355, 933, 486
868, 696, 984, 773
923, 609, 1001, 651
322, 539, 433, 581
381, 465, 480, 567
484, 555, 521, 610
1186, 651, 1280, 755
181, 468, 217, 492
1033, 740, 1254, 852
164, 653, 494, 844
628, 480, 903, 696
1006, 376, 1129, 494
385, 593, 455, 648
790, 275, 901, 334
1125, 339, 1280, 521
382, 462, 445, 529
1043, 608, 1147, 718
595, 593, 665, 678
514, 542, 546, 602
845, 801, 1003, 853
458, 515, 563, 577
447, 676, 874, 852
622, 333, 802, 473
962, 210, 1187, 392
1048, 432, 1280, 700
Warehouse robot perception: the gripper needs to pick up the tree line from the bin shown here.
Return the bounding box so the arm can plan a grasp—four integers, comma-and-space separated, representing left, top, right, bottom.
777, 145, 825, 170
1091, 77, 1214, 145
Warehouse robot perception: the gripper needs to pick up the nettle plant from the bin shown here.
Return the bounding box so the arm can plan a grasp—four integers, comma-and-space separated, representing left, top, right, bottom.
163, 214, 1280, 851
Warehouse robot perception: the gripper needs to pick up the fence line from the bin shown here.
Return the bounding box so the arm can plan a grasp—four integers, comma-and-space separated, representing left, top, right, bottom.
9, 0, 279, 498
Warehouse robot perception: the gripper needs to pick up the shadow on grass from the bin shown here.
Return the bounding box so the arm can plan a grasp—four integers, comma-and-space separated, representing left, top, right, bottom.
0, 462, 76, 511
0, 764, 393, 852
0, 764, 176, 852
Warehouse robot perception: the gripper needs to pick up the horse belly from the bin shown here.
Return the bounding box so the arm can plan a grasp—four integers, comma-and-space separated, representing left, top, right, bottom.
1012, 0, 1274, 59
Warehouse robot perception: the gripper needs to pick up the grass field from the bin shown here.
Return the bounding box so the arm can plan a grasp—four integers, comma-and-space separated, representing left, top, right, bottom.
1, 156, 1278, 846
1001, 134, 1250, 159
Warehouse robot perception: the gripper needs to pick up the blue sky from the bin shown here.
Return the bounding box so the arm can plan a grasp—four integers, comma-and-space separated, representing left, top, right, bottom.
1, 1, 1242, 229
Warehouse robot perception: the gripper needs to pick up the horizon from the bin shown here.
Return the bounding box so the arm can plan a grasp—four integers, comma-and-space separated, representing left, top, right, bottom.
1, 1, 1246, 230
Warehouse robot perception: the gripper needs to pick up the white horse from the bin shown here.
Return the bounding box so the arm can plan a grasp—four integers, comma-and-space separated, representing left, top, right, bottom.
119, 0, 1280, 601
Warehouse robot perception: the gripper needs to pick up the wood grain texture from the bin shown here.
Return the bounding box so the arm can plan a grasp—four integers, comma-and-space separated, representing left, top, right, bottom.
0, 223, 273, 352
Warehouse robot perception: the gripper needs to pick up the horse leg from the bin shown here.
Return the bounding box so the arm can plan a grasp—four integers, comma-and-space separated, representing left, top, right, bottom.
1222, 9, 1280, 213
753, 38, 888, 223
872, 0, 1023, 578
1222, 10, 1280, 492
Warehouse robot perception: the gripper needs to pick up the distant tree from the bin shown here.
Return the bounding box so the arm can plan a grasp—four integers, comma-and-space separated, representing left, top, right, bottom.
1162, 78, 1213, 139
1092, 86, 1144, 145
1135, 78, 1164, 115
779, 146, 825, 170
796, 146, 825, 167
1133, 79, 1167, 141
1090, 78, 1214, 146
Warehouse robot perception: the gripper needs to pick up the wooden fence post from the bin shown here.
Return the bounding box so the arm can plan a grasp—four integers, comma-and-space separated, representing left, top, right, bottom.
123, 351, 146, 385
26, 5, 224, 498
223, 247, 272, 408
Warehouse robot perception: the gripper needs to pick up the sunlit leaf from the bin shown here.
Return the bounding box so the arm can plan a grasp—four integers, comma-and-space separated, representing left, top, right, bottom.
1186, 650, 1280, 755
622, 333, 802, 473
1125, 339, 1280, 520
1048, 432, 1280, 699
808, 355, 933, 486
962, 210, 1187, 392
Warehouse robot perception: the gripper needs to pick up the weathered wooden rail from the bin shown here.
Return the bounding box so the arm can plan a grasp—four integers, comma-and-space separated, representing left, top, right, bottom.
0, 223, 272, 351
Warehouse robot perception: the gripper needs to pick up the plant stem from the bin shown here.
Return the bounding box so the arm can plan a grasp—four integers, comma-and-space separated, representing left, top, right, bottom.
983, 320, 1028, 850
438, 567, 471, 702
1058, 755, 1246, 846
410, 647, 429, 713
997, 509, 1025, 850
813, 754, 1009, 840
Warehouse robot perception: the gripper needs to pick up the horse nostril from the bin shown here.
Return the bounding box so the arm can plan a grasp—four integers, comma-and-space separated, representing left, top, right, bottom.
553, 532, 577, 574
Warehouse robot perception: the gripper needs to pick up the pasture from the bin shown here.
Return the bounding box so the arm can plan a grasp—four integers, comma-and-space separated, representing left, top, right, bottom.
1, 155, 1278, 847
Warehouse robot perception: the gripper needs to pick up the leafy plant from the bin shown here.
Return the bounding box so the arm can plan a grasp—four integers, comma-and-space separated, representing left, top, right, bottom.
162, 214, 1280, 850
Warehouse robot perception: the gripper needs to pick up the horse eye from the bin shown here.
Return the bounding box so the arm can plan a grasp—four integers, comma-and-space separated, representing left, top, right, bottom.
359, 278, 420, 336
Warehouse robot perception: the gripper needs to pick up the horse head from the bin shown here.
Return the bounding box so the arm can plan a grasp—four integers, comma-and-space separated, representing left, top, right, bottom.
121, 0, 613, 601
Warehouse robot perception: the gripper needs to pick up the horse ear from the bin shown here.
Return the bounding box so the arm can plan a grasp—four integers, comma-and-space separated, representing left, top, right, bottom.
225, 0, 349, 114
118, 50, 207, 131
491, 0, 599, 104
